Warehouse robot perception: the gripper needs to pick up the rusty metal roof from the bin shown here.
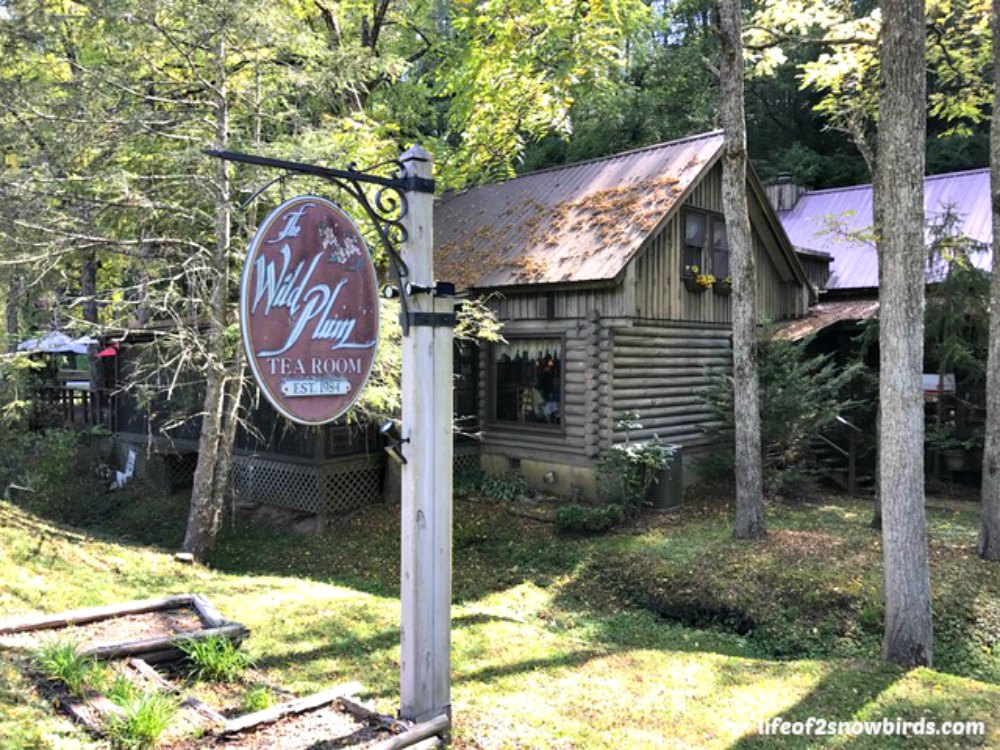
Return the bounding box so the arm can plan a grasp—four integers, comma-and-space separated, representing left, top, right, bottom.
778, 168, 992, 291
434, 131, 725, 290
773, 299, 879, 341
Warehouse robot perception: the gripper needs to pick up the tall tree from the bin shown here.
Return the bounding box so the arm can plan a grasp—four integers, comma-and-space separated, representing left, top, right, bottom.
979, 0, 1000, 561
878, 0, 933, 666
717, 0, 765, 539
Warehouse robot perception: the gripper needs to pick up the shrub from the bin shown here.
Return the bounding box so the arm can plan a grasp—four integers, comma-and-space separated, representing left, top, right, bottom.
702, 333, 863, 494
454, 466, 486, 499
596, 411, 676, 512
2, 428, 84, 513
554, 504, 625, 534
31, 641, 105, 697
106, 690, 178, 750
178, 635, 252, 683
480, 471, 532, 502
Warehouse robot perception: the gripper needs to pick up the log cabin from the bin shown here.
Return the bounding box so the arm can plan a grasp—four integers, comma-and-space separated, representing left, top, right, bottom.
435, 131, 818, 496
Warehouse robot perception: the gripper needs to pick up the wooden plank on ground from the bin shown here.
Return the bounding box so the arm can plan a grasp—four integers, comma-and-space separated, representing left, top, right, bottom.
190, 594, 227, 629
82, 623, 248, 661
336, 695, 407, 733
0, 595, 194, 635
368, 714, 450, 750
182, 696, 227, 727
221, 681, 364, 735
126, 658, 177, 692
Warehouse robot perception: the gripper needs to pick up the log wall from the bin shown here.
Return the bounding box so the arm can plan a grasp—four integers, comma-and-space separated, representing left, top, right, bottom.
608, 321, 731, 446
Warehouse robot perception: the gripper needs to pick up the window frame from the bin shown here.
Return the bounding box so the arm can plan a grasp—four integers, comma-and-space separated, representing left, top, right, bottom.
682, 207, 729, 281
486, 333, 567, 434
711, 214, 730, 280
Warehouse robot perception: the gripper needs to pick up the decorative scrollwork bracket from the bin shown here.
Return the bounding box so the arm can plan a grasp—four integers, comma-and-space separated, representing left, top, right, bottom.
204, 149, 435, 334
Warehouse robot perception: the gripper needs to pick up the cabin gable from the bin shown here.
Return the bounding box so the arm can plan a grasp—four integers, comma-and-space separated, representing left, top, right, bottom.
630, 161, 810, 324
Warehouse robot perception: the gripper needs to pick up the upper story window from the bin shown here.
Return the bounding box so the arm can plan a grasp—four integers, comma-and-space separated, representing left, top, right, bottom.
684, 211, 706, 276
683, 208, 729, 279
492, 338, 562, 427
712, 216, 729, 278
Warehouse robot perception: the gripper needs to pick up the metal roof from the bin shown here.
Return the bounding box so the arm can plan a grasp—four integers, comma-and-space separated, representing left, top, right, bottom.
773, 300, 879, 341
434, 131, 725, 290
778, 168, 992, 291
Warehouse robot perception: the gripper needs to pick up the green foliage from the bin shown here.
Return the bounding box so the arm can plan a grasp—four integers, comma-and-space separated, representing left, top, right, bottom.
703, 335, 863, 494
0, 428, 89, 519
30, 641, 104, 697
240, 684, 275, 714
554, 503, 625, 534
454, 466, 486, 499
480, 471, 532, 502
925, 214, 991, 383
106, 671, 138, 707
105, 690, 178, 750
349, 296, 503, 426
596, 411, 675, 512
748, 0, 990, 175
177, 636, 252, 683
0, 354, 43, 428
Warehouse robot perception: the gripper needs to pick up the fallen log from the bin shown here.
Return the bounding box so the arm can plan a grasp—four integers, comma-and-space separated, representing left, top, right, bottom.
336, 695, 407, 733
221, 681, 364, 735
0, 595, 195, 635
82, 623, 248, 661
368, 714, 450, 750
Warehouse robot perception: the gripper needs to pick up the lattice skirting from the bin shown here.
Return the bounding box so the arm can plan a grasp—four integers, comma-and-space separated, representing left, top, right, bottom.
231, 454, 384, 515
113, 435, 480, 514
112, 436, 198, 495
454, 446, 480, 475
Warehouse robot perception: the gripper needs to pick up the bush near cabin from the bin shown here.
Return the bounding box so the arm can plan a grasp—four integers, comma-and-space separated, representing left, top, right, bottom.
703, 334, 864, 494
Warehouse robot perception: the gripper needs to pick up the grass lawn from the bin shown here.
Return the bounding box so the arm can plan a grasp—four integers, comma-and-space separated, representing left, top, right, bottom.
0, 488, 998, 749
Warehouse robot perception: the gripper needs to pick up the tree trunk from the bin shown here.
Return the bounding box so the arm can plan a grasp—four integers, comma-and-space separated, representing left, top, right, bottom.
182, 29, 231, 563
718, 0, 765, 540
877, 0, 933, 666
183, 366, 226, 560
871, 157, 884, 531
211, 356, 243, 526
5, 277, 19, 353
81, 249, 98, 324
979, 0, 1000, 561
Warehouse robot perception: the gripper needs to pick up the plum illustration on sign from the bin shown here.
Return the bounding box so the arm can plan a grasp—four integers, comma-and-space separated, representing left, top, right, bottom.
240, 195, 379, 425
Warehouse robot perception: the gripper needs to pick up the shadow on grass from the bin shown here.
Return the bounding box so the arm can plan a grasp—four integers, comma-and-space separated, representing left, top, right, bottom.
727, 664, 903, 749
209, 501, 605, 605
253, 612, 523, 673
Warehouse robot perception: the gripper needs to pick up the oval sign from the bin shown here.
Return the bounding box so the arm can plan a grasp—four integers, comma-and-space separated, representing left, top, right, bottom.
240, 196, 379, 426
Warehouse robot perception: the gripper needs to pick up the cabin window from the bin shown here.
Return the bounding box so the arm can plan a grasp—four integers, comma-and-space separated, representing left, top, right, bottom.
492, 338, 562, 426
712, 216, 730, 278
683, 210, 706, 275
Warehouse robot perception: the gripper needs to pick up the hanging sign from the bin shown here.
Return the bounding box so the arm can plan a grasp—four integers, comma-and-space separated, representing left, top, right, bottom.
240, 195, 379, 425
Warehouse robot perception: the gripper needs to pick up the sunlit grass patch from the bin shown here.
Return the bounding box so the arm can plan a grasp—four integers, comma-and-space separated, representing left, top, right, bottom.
0, 495, 997, 749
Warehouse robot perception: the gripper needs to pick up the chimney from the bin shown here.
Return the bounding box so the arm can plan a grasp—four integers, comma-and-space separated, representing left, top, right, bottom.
764, 173, 807, 212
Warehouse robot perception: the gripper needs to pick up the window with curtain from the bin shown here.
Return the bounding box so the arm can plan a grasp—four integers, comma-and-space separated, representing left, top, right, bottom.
712, 216, 729, 278
684, 210, 705, 275
492, 338, 562, 426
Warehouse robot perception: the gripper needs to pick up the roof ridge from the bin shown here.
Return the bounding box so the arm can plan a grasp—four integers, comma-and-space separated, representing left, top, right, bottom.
924, 166, 989, 181
510, 130, 723, 181
799, 166, 988, 199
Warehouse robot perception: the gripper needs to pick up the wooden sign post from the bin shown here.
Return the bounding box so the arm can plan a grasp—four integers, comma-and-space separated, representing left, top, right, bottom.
398, 146, 453, 723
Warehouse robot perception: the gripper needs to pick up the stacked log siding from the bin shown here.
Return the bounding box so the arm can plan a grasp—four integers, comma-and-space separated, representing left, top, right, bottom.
610, 322, 731, 446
